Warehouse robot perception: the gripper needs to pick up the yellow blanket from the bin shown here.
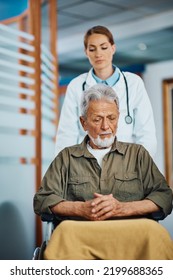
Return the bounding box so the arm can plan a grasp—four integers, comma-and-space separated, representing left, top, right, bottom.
44, 218, 173, 260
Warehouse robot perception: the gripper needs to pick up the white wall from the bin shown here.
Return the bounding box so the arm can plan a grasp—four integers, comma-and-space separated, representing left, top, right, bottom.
143, 60, 173, 238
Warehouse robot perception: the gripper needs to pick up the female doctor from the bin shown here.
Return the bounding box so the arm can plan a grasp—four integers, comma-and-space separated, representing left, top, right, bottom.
55, 25, 157, 158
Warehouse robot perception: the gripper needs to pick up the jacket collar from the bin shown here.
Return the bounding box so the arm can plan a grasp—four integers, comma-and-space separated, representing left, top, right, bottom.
70, 135, 127, 158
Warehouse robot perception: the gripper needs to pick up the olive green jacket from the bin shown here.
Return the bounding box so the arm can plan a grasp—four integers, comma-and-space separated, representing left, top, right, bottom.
34, 136, 172, 220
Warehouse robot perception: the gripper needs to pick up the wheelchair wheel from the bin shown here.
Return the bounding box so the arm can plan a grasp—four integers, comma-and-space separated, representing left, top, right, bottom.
32, 247, 40, 260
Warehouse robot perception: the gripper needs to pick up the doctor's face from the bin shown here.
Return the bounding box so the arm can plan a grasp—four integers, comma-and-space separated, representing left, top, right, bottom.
85, 33, 116, 73
80, 99, 119, 149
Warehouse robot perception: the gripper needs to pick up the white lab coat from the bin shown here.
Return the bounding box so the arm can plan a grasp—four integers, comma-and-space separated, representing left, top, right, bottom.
55, 68, 157, 158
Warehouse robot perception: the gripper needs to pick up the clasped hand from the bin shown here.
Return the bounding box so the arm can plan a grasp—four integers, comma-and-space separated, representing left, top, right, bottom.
82, 192, 122, 221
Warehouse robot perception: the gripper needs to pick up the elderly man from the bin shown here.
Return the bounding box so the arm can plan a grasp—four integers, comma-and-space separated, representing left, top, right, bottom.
34, 84, 173, 259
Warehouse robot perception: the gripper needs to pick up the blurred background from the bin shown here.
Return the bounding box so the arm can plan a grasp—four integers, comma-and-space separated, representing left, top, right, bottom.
0, 0, 173, 259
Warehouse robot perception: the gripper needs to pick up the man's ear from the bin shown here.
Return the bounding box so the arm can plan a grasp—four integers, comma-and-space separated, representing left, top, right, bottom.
80, 116, 87, 131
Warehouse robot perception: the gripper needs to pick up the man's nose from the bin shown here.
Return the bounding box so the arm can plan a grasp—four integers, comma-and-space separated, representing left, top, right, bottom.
101, 118, 109, 130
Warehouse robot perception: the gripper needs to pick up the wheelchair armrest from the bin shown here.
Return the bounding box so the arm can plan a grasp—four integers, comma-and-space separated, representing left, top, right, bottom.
41, 213, 55, 222
151, 211, 165, 221
44, 221, 54, 244
40, 213, 55, 244
40, 212, 76, 243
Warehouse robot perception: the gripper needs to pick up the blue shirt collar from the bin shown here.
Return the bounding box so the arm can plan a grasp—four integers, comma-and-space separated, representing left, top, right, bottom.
91, 65, 120, 87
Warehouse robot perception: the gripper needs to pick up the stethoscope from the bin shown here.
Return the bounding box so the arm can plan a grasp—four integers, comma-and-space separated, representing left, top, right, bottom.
82, 71, 133, 124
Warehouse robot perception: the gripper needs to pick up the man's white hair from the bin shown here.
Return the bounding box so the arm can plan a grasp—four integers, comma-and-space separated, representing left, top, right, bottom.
81, 83, 119, 118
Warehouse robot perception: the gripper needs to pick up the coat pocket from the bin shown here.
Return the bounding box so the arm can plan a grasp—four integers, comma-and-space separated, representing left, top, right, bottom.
67, 176, 94, 201
113, 172, 143, 201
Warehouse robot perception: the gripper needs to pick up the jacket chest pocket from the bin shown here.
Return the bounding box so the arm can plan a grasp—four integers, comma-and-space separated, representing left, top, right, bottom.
67, 176, 94, 201
113, 172, 144, 201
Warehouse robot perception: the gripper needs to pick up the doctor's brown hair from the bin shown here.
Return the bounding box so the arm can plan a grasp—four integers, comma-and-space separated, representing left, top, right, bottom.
84, 25, 115, 49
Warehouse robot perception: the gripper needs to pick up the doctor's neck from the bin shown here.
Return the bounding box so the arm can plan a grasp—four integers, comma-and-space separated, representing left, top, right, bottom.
94, 65, 114, 81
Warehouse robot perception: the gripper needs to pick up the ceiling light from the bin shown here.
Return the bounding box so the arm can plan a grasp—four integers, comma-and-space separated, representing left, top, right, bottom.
138, 43, 147, 51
